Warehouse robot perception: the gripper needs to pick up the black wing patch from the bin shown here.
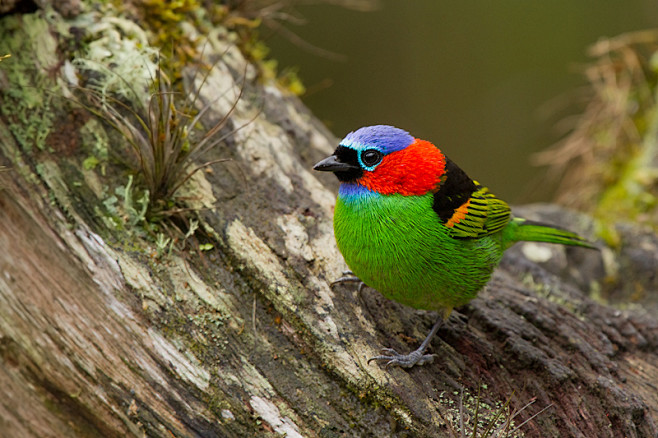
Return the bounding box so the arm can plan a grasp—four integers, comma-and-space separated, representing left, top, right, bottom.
432, 156, 511, 239
432, 157, 478, 222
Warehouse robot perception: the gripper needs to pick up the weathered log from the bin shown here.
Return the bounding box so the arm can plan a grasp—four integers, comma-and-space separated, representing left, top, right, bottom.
0, 4, 656, 437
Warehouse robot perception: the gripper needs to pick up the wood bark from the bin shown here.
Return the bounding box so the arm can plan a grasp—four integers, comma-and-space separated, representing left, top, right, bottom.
0, 4, 657, 437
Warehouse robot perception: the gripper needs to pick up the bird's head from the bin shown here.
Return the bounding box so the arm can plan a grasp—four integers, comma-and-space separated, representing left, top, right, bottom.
313, 125, 447, 196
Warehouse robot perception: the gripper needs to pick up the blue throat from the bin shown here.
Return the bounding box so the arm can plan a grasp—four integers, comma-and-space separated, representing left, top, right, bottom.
338, 183, 380, 203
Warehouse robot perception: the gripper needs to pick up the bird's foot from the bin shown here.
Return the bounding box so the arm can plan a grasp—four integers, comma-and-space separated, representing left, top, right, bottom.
367, 347, 436, 369
330, 270, 366, 293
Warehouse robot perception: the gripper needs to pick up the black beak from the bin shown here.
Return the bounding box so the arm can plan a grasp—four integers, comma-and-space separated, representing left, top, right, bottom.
313, 155, 360, 172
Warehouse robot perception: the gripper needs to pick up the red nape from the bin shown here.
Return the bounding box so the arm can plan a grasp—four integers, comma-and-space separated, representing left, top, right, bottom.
360, 139, 446, 196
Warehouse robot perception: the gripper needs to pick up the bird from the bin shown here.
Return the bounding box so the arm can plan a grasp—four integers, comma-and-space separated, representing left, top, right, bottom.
313, 125, 595, 369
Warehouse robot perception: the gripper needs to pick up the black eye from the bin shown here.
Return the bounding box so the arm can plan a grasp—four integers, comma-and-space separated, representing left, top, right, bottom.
361, 149, 383, 167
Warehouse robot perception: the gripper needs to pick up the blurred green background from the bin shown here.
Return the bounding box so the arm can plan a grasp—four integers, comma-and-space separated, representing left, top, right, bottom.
266, 0, 658, 203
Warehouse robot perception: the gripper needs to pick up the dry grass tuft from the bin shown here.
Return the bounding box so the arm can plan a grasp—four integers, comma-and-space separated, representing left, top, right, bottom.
535, 30, 658, 233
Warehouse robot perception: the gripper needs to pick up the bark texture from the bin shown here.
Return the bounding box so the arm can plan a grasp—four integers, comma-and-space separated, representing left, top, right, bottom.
0, 3, 657, 437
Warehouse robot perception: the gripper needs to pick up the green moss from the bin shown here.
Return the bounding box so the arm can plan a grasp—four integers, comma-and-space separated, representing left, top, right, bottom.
0, 13, 58, 152
128, 0, 204, 74
277, 66, 306, 96
80, 118, 110, 172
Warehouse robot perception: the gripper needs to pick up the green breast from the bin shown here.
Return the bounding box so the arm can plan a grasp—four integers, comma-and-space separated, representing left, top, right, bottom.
334, 192, 505, 311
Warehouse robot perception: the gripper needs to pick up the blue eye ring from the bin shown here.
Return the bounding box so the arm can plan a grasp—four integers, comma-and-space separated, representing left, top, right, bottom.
359, 149, 383, 170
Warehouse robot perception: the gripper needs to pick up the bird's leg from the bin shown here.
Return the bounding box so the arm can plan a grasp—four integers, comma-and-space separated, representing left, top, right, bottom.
368, 308, 451, 369
330, 270, 367, 293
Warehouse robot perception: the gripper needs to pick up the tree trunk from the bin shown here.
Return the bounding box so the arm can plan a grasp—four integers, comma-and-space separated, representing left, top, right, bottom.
0, 4, 656, 437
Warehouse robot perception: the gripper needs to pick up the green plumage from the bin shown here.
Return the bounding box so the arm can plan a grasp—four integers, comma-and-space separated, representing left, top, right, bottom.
334, 191, 592, 312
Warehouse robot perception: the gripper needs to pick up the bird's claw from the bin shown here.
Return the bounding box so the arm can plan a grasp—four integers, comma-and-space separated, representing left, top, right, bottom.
367, 347, 436, 369
330, 270, 366, 292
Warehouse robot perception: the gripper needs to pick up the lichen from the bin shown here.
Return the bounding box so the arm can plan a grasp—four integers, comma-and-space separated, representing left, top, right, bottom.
70, 11, 159, 102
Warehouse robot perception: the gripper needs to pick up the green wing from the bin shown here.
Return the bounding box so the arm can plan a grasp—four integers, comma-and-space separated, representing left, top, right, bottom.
443, 185, 511, 239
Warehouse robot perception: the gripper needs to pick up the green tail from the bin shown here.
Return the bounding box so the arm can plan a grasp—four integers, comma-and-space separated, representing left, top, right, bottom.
505, 218, 596, 249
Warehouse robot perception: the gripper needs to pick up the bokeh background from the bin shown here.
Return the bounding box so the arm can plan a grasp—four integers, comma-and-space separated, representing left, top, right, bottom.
266, 1, 658, 203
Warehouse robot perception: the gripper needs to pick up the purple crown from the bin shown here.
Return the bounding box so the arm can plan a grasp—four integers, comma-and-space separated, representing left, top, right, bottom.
341, 125, 414, 155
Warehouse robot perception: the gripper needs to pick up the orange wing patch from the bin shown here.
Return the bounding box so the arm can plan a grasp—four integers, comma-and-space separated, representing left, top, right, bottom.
442, 187, 512, 239
445, 199, 471, 228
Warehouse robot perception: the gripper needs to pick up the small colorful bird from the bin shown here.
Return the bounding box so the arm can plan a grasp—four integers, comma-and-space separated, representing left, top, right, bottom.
314, 125, 594, 369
